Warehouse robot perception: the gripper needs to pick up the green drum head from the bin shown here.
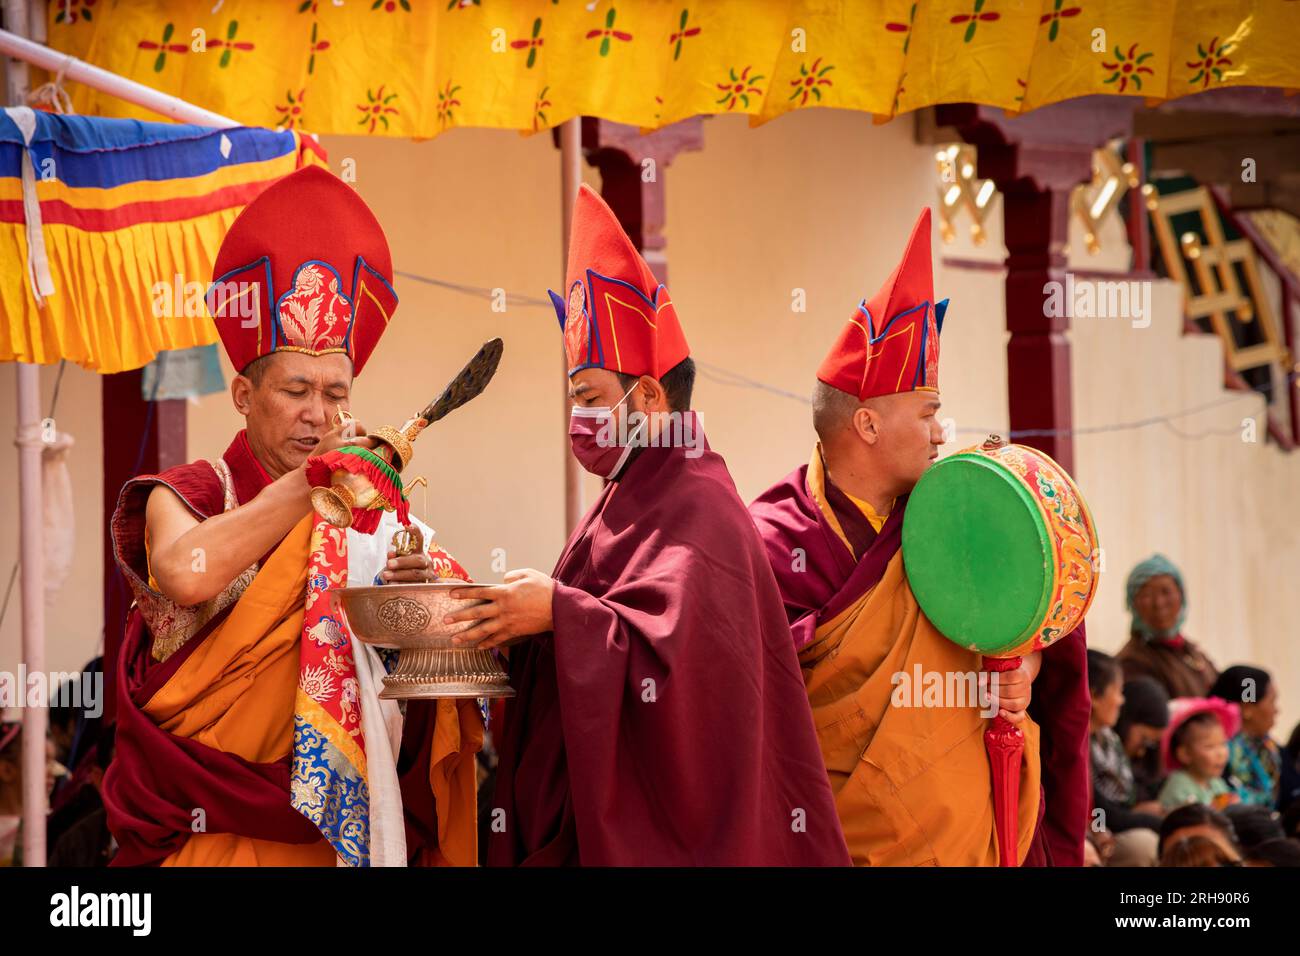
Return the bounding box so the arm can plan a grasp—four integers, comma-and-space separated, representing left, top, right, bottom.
902, 454, 1053, 655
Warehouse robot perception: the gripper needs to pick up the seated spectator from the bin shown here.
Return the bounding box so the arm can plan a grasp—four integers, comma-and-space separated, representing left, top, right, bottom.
1158, 698, 1239, 810
1243, 838, 1300, 867
1115, 677, 1170, 804
1223, 804, 1285, 855
0, 722, 19, 866
50, 658, 104, 813
1160, 834, 1241, 867
1277, 721, 1300, 814
0, 720, 66, 866
1084, 828, 1112, 867
1089, 650, 1162, 866
49, 726, 116, 867
1209, 665, 1281, 807
1116, 555, 1217, 698
1158, 803, 1241, 861
47, 659, 107, 858
1283, 800, 1300, 841
48, 683, 79, 768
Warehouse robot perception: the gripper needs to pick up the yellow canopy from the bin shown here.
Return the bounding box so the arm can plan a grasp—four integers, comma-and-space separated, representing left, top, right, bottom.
50, 0, 1299, 137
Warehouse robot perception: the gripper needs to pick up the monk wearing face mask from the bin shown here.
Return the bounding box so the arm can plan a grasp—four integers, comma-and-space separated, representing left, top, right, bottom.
446, 185, 849, 866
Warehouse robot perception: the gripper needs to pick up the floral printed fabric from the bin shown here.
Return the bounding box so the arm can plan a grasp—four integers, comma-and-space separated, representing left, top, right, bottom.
49, 2, 1300, 137
1226, 733, 1281, 808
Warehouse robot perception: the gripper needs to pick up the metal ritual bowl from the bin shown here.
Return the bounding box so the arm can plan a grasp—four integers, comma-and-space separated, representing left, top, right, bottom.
332, 582, 515, 700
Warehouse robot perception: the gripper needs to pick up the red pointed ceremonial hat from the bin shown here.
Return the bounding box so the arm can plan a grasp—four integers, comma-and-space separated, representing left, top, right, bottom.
207, 165, 397, 376
548, 184, 689, 380
816, 207, 948, 400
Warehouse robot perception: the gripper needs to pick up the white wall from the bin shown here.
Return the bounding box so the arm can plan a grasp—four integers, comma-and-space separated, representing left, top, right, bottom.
3, 109, 1297, 733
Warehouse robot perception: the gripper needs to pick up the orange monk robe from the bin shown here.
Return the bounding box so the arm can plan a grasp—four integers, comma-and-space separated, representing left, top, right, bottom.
105, 444, 483, 868
752, 450, 1041, 866
141, 516, 480, 866
802, 554, 1041, 866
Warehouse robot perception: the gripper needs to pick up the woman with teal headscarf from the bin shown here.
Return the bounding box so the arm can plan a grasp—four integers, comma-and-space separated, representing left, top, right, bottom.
1116, 554, 1218, 699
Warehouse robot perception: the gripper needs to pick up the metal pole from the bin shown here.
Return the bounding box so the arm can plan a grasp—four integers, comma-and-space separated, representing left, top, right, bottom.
3, 4, 29, 105
1, 8, 231, 868
4, 0, 46, 871
559, 118, 582, 533
15, 365, 46, 867
0, 26, 237, 127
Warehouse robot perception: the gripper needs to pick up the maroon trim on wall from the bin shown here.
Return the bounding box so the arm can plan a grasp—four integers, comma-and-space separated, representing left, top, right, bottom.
942, 256, 1156, 280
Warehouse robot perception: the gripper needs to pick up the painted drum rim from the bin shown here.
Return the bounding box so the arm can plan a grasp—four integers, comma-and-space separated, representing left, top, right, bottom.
966, 443, 1100, 655
1024, 444, 1102, 622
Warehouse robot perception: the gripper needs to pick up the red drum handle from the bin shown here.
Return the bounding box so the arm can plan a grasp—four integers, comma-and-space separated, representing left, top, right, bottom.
983, 655, 1024, 867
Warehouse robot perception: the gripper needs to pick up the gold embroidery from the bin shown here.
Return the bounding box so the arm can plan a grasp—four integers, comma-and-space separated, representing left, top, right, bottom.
143, 459, 260, 662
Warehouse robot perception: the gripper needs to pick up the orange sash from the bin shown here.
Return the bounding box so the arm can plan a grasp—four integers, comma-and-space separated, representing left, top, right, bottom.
801, 551, 1041, 866
142, 515, 478, 866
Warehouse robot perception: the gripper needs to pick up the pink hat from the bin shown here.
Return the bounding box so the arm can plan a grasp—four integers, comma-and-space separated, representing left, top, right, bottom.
1161, 696, 1241, 771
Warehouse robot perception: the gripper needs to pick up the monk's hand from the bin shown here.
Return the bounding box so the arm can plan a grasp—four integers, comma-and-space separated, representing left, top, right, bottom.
382, 548, 437, 584
315, 418, 375, 457
446, 569, 555, 650
991, 662, 1033, 725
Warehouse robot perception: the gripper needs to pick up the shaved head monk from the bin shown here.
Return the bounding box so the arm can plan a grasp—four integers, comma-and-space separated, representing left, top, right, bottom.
446, 185, 850, 865
104, 166, 481, 867
749, 208, 1090, 865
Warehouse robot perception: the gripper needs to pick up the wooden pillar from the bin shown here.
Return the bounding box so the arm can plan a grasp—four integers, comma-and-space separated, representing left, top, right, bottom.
937, 101, 1135, 474
101, 369, 186, 719
1125, 137, 1151, 274
558, 119, 583, 534
1000, 177, 1080, 472
578, 117, 704, 283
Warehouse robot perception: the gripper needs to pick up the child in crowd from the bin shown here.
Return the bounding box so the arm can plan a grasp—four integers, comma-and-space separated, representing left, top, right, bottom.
1159, 698, 1240, 811
1209, 665, 1282, 807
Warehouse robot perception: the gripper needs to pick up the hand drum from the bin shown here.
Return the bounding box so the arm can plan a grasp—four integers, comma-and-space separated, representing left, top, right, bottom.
901, 435, 1099, 865
902, 436, 1100, 658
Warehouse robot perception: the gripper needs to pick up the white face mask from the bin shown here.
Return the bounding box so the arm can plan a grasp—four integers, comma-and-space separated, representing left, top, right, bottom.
569, 382, 649, 480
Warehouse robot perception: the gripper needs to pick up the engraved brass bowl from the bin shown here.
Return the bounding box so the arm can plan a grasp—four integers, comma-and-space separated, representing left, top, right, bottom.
332, 582, 514, 700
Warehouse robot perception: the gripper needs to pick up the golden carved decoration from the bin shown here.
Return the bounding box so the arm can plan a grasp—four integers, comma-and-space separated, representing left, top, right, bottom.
1144, 183, 1291, 377
935, 144, 995, 246
1072, 141, 1139, 255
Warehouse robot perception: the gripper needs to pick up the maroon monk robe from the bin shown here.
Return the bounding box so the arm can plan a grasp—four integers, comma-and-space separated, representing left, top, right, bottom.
103, 430, 446, 865
749, 459, 1090, 867
488, 436, 850, 866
